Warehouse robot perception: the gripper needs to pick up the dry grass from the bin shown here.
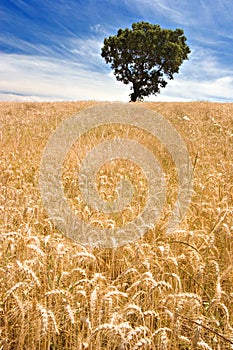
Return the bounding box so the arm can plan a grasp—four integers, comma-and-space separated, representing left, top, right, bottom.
0, 101, 233, 349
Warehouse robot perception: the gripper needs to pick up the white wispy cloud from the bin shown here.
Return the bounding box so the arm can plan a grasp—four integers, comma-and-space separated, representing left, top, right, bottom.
67, 37, 105, 71
90, 24, 107, 35
0, 52, 129, 101
123, 0, 233, 31
123, 0, 196, 26
150, 75, 233, 102
148, 48, 233, 101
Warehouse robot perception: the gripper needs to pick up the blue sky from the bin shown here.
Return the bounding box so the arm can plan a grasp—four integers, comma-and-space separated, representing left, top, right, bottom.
0, 0, 233, 102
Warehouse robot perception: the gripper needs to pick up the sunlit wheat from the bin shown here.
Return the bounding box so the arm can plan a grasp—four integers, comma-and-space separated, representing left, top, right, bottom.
0, 101, 233, 349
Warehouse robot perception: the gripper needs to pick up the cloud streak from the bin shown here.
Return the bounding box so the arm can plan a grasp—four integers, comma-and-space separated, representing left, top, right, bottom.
0, 52, 129, 101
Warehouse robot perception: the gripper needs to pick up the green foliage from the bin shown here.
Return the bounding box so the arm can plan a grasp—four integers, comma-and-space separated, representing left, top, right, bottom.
101, 22, 191, 101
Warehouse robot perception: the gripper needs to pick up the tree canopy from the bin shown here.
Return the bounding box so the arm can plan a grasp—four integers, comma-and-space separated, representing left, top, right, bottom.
101, 22, 191, 102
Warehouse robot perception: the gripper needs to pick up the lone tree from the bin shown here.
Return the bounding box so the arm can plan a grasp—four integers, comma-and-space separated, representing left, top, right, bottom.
101, 22, 190, 102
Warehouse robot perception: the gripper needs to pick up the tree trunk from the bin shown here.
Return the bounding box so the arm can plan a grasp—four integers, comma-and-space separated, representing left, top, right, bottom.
130, 93, 138, 102
130, 82, 140, 102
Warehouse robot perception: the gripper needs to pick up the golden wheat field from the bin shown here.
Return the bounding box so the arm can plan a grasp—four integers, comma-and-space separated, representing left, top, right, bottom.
0, 101, 233, 350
